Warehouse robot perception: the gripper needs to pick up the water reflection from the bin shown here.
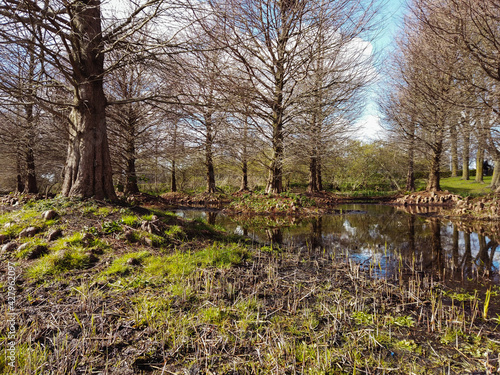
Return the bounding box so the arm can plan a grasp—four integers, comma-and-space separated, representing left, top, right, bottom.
175, 205, 500, 287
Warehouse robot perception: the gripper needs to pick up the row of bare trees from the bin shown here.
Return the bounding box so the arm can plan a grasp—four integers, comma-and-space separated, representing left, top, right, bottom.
0, 0, 378, 199
384, 0, 500, 193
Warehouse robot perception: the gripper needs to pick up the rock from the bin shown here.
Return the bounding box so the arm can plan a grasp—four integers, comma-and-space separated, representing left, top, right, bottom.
18, 244, 48, 260
19, 227, 39, 238
143, 237, 154, 247
126, 257, 140, 266
1, 242, 17, 253
124, 230, 136, 243
47, 229, 63, 242
42, 210, 58, 220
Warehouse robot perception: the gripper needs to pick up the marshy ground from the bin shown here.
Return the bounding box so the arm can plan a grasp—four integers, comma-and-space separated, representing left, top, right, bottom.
0, 195, 499, 374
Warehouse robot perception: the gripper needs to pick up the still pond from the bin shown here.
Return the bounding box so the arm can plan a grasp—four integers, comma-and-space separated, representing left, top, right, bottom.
175, 204, 500, 290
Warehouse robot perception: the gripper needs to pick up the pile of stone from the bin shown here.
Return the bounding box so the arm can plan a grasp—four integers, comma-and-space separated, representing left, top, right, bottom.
454, 197, 500, 217
394, 191, 461, 206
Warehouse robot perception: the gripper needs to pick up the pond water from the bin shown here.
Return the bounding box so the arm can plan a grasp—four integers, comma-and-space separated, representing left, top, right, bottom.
175, 204, 500, 289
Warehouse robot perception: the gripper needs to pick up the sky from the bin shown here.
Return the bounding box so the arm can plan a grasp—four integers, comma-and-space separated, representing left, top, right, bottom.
355, 0, 407, 141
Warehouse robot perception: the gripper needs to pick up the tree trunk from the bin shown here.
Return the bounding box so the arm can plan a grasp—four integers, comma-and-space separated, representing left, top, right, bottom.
426, 140, 442, 192
406, 121, 416, 191
23, 44, 38, 194
450, 124, 458, 177
239, 118, 249, 192
240, 159, 248, 191
205, 113, 216, 194
61, 0, 116, 200
124, 125, 139, 194
316, 156, 323, 191
462, 124, 470, 180
266, 19, 286, 195
308, 156, 318, 193
171, 159, 177, 192
266, 133, 284, 194
15, 146, 25, 194
475, 146, 484, 183
491, 160, 500, 190
124, 153, 139, 195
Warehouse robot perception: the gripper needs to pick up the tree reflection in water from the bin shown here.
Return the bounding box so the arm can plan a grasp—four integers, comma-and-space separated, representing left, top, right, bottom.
175, 205, 500, 288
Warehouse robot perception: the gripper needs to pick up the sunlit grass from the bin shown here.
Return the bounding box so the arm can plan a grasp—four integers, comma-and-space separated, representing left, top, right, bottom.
435, 176, 493, 196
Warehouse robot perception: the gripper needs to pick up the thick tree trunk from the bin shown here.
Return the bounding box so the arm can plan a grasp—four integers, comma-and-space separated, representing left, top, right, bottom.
475, 147, 484, 183
61, 0, 116, 200
426, 140, 442, 192
266, 114, 284, 194
240, 160, 248, 191
124, 151, 139, 195
266, 134, 284, 194
450, 124, 458, 177
462, 124, 470, 180
23, 105, 38, 194
24, 141, 38, 194
491, 160, 500, 190
266, 23, 286, 195
316, 156, 323, 191
205, 114, 216, 194
308, 156, 318, 193
15, 147, 25, 194
171, 159, 177, 192
23, 46, 38, 194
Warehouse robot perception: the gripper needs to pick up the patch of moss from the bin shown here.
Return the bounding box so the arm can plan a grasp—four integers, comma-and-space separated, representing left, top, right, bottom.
26, 248, 93, 279
104, 251, 151, 276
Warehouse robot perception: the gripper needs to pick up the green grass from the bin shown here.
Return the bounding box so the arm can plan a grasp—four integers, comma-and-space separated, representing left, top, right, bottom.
434, 176, 493, 197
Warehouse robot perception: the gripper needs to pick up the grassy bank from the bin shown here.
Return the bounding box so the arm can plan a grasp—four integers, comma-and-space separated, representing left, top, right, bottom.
426, 176, 494, 198
0, 197, 499, 374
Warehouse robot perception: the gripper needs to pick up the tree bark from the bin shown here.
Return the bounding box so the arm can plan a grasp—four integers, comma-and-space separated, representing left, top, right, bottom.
265, 8, 286, 195
308, 156, 318, 193
475, 146, 484, 183
426, 138, 442, 192
491, 160, 500, 190
316, 156, 323, 191
266, 129, 284, 194
15, 146, 25, 194
450, 124, 458, 177
124, 146, 139, 195
171, 159, 177, 192
23, 42, 38, 194
406, 122, 416, 191
239, 117, 249, 192
461, 122, 470, 180
23, 109, 38, 194
61, 0, 116, 200
205, 113, 216, 194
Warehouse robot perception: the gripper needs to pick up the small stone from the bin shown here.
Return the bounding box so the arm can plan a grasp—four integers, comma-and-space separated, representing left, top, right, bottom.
47, 229, 63, 242
1, 242, 17, 253
19, 227, 39, 238
143, 237, 154, 247
25, 244, 48, 260
124, 230, 136, 243
42, 210, 58, 220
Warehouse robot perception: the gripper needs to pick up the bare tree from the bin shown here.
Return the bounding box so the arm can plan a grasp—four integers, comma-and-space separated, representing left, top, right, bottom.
0, 0, 183, 199
199, 0, 379, 194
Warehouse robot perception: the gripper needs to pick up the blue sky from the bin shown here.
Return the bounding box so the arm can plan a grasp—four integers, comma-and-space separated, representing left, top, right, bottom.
356, 0, 407, 141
